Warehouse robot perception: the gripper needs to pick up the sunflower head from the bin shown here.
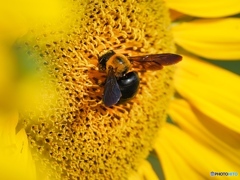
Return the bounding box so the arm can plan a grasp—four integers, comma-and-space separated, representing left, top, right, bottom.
12, 0, 178, 179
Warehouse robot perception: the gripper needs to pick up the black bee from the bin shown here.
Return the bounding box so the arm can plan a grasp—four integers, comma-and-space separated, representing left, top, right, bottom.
98, 50, 182, 107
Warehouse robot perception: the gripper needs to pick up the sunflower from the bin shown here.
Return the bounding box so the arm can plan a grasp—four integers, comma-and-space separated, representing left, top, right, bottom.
0, 0, 240, 180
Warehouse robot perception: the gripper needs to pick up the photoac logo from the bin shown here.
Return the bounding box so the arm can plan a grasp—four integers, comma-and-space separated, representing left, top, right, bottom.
210, 171, 215, 176
210, 171, 238, 177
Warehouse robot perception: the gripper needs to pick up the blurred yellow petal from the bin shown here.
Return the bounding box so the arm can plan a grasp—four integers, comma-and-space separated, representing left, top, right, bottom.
128, 160, 159, 180
0, 45, 17, 110
169, 99, 240, 166
0, 111, 18, 148
2, 0, 67, 26
174, 55, 240, 133
0, 9, 27, 44
0, 14, 27, 44
1, 0, 73, 45
156, 123, 239, 179
173, 18, 240, 60
13, 129, 36, 180
0, 111, 36, 180
166, 0, 240, 18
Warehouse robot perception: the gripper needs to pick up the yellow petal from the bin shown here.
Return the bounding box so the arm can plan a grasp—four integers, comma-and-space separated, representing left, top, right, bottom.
0, 8, 27, 44
14, 129, 36, 179
0, 111, 18, 148
156, 123, 239, 179
128, 171, 142, 180
129, 160, 159, 180
0, 45, 18, 110
166, 0, 240, 18
1, 0, 73, 45
174, 55, 240, 134
0, 113, 36, 180
172, 18, 240, 60
168, 99, 240, 167
139, 160, 159, 180
155, 131, 203, 180
1, 0, 67, 26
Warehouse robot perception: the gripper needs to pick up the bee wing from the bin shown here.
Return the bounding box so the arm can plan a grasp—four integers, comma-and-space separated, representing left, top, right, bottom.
128, 53, 182, 70
103, 67, 122, 107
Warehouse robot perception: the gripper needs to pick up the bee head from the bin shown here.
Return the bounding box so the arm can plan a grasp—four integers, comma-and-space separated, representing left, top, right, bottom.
98, 50, 115, 72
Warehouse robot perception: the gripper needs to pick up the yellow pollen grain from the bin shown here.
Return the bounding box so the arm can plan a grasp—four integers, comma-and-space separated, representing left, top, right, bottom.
16, 0, 176, 179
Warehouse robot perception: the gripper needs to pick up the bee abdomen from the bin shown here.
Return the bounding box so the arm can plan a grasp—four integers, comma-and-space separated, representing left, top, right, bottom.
117, 71, 140, 103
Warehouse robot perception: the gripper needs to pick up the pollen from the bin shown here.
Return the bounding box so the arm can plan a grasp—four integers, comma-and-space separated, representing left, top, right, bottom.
17, 0, 176, 179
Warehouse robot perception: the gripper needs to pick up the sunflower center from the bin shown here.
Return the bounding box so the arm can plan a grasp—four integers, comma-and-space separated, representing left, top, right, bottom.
17, 0, 176, 179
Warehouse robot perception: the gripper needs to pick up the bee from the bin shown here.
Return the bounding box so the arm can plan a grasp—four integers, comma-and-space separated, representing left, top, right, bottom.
98, 50, 182, 107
